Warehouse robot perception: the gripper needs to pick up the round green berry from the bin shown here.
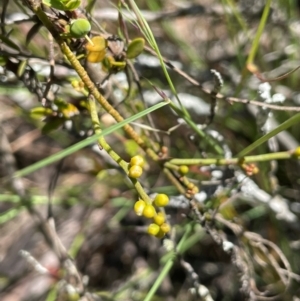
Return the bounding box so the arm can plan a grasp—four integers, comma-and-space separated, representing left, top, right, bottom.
130, 155, 145, 168
69, 19, 91, 38
143, 204, 156, 218
128, 165, 143, 178
147, 223, 160, 236
134, 199, 146, 216
153, 212, 165, 226
153, 194, 169, 207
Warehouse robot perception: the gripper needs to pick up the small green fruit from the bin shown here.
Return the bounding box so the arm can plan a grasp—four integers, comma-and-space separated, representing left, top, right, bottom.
69, 19, 91, 38
30, 107, 53, 119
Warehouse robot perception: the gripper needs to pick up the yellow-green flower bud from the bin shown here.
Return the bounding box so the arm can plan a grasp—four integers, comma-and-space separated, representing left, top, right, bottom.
179, 165, 189, 175
160, 223, 171, 234
143, 204, 156, 218
153, 194, 169, 207
128, 165, 143, 178
134, 199, 146, 216
147, 223, 160, 236
130, 155, 145, 168
153, 212, 165, 226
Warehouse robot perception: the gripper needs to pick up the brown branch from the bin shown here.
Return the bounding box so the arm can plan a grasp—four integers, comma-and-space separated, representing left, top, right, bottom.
143, 45, 300, 112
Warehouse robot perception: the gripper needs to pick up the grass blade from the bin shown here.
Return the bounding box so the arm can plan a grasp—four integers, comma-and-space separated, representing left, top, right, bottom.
13, 101, 168, 178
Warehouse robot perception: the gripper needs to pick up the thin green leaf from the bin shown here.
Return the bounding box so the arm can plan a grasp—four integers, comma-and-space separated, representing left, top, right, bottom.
26, 23, 42, 45
0, 207, 24, 224
13, 101, 169, 178
238, 112, 300, 158
144, 223, 199, 301
0, 34, 20, 51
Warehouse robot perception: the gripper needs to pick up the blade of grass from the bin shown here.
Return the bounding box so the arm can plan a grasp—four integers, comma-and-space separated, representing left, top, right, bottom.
146, 0, 204, 68
222, 0, 247, 68
144, 222, 202, 301
246, 0, 272, 65
223, 0, 248, 32
235, 0, 272, 95
13, 101, 168, 179
0, 194, 45, 204
125, 0, 187, 114
124, 1, 224, 155
237, 112, 300, 157
0, 207, 24, 224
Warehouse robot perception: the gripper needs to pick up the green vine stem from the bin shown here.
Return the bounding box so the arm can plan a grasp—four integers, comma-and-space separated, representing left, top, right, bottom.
24, 0, 159, 162
168, 150, 295, 166
125, 0, 224, 156
88, 95, 152, 203
88, 95, 128, 169
60, 42, 156, 155
163, 167, 186, 195
235, 0, 272, 95
13, 102, 168, 180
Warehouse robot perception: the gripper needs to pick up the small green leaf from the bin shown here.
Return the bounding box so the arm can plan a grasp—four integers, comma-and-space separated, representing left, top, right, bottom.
26, 23, 42, 45
126, 38, 145, 59
0, 35, 20, 51
42, 0, 81, 11
30, 107, 53, 119
17, 60, 28, 78
54, 98, 66, 107
0, 208, 23, 224
42, 118, 64, 134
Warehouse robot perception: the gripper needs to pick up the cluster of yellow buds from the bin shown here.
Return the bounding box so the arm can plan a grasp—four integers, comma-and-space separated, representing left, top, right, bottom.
134, 194, 171, 239
128, 155, 145, 178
